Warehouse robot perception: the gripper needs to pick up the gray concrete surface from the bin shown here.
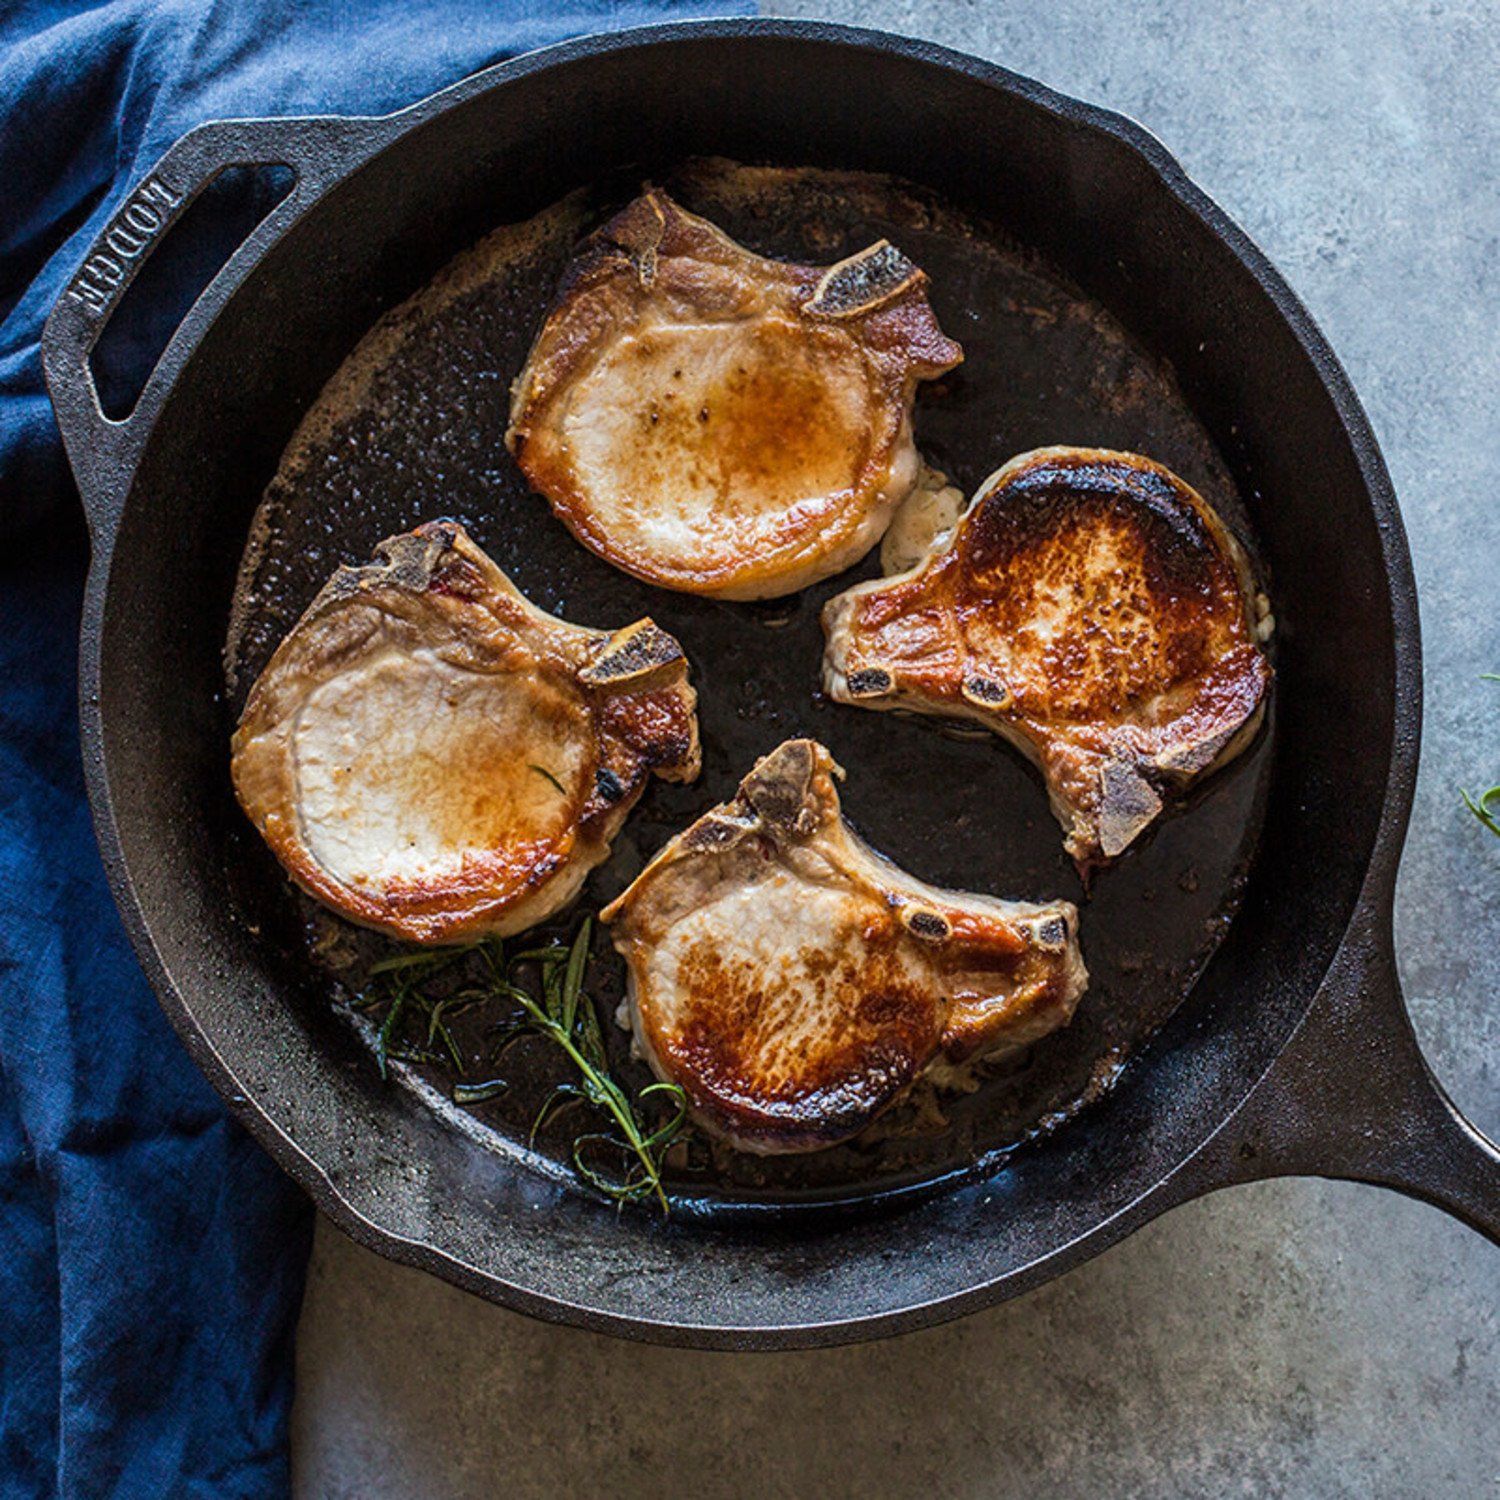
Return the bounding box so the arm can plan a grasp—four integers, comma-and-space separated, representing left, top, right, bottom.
292, 3, 1500, 1495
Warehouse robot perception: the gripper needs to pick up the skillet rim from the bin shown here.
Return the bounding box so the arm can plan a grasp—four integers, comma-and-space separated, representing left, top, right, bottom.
52, 17, 1422, 1348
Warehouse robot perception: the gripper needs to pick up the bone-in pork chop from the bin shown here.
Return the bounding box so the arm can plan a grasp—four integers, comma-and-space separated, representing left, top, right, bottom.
232, 521, 699, 944
821, 447, 1273, 868
506, 189, 963, 599
601, 739, 1087, 1155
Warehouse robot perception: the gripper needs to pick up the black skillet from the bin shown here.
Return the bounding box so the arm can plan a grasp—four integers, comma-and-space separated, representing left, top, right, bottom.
41, 20, 1500, 1348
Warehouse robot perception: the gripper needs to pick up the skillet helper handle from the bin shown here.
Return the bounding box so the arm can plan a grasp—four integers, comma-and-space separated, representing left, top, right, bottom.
1184, 912, 1500, 1243
40, 115, 370, 546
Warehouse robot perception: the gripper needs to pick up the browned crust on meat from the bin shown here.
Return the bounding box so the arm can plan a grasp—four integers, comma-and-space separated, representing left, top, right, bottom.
821, 447, 1272, 867
506, 190, 963, 599
602, 739, 1086, 1154
231, 520, 699, 944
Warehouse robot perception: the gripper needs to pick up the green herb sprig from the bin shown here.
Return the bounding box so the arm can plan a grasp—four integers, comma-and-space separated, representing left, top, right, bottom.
483, 919, 687, 1212
357, 917, 686, 1212
528, 763, 568, 797
1462, 675, 1500, 841
361, 943, 485, 1079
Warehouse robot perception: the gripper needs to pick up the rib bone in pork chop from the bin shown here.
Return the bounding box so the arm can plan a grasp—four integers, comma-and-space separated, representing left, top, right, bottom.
601, 739, 1087, 1155
821, 447, 1273, 868
507, 189, 963, 599
232, 521, 700, 944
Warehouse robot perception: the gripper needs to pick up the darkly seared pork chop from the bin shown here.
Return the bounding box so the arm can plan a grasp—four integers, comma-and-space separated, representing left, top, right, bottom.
822, 447, 1273, 868
507, 189, 962, 599
601, 739, 1087, 1155
232, 521, 699, 944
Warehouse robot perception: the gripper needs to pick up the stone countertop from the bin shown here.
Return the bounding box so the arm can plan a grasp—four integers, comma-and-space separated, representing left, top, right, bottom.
293, 4, 1500, 1495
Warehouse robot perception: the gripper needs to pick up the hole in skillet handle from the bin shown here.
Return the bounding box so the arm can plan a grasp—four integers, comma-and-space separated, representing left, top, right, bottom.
89, 164, 296, 421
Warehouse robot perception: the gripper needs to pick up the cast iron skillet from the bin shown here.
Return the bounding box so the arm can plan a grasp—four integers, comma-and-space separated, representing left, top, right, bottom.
41, 20, 1500, 1349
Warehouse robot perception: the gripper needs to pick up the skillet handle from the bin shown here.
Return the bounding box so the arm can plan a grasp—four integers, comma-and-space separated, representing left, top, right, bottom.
40, 115, 382, 548
1178, 908, 1500, 1243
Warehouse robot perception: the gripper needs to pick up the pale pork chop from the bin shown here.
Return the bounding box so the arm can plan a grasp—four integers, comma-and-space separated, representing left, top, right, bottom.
232, 521, 699, 944
822, 447, 1273, 869
601, 739, 1087, 1155
506, 189, 962, 599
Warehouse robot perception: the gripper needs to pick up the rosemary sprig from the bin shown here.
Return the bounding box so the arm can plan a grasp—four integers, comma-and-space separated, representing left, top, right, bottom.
484, 919, 687, 1212
528, 763, 568, 796
452, 1078, 509, 1105
357, 916, 687, 1212
361, 941, 480, 1079
1462, 786, 1500, 839
1461, 675, 1500, 841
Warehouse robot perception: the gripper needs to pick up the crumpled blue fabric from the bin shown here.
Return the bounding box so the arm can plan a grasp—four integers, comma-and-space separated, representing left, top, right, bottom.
0, 3, 746, 1496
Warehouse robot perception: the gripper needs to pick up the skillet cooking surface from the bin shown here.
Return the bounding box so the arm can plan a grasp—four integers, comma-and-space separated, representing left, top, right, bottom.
224, 161, 1273, 1210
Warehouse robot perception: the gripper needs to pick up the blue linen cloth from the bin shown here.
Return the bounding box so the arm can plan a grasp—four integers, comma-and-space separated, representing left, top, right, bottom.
0, 3, 747, 1496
